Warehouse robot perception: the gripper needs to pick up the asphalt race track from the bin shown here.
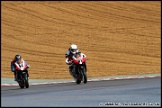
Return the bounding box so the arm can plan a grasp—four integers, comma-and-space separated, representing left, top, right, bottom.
1, 77, 161, 107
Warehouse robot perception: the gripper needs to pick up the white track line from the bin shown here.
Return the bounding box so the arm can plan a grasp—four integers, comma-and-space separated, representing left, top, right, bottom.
1, 75, 161, 86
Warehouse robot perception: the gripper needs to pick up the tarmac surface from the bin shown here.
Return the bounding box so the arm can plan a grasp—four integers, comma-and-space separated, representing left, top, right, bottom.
1, 74, 161, 107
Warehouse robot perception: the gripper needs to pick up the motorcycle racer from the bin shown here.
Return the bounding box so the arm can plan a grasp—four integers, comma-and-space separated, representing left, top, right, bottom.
65, 44, 87, 76
10, 54, 30, 81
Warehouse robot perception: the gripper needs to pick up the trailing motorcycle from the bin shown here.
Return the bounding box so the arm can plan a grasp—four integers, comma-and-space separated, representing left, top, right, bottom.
71, 53, 87, 84
15, 60, 29, 88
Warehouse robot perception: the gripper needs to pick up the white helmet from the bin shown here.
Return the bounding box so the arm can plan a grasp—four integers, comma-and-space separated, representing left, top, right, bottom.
70, 44, 78, 54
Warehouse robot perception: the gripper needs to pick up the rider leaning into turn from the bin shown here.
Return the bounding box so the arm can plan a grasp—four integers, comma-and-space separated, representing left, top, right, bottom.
65, 44, 87, 77
10, 54, 30, 81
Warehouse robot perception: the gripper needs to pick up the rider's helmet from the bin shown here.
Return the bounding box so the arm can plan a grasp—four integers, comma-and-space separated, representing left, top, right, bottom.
15, 54, 22, 63
70, 44, 79, 55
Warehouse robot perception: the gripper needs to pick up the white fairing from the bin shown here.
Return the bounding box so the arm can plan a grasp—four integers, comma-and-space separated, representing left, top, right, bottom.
73, 53, 86, 64
81, 53, 86, 58
15, 60, 26, 71
79, 60, 82, 64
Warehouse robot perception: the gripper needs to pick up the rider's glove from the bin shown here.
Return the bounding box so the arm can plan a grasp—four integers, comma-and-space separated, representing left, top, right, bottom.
27, 65, 30, 68
69, 60, 73, 64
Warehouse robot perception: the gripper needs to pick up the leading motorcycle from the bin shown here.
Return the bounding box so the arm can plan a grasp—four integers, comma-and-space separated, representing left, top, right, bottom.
15, 60, 29, 88
71, 53, 87, 84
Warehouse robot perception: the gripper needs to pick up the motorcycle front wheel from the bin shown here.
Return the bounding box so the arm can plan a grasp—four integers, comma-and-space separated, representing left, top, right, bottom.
18, 80, 24, 89
81, 67, 87, 84
23, 73, 29, 88
74, 72, 81, 84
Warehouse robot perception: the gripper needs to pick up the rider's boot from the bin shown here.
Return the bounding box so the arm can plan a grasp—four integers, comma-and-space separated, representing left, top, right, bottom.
69, 66, 73, 76
14, 76, 17, 81
14, 72, 17, 81
85, 63, 87, 72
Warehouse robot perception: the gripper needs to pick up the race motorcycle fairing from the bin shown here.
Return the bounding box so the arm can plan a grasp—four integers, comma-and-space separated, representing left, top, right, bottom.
15, 60, 29, 88
71, 53, 87, 84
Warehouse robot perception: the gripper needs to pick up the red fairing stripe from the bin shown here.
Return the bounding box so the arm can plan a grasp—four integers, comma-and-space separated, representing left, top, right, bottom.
15, 63, 21, 70
15, 61, 28, 70
16, 65, 21, 70
82, 58, 86, 63
73, 59, 79, 64
73, 57, 86, 64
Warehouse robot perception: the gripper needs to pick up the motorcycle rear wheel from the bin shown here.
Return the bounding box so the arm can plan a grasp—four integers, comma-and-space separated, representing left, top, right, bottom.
25, 79, 29, 88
